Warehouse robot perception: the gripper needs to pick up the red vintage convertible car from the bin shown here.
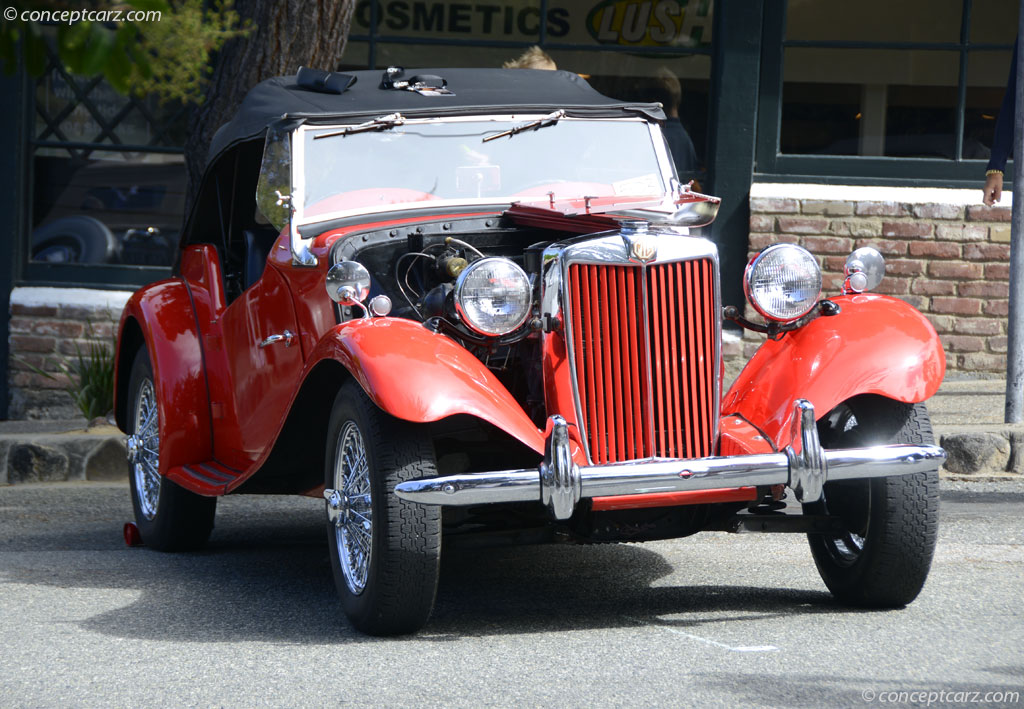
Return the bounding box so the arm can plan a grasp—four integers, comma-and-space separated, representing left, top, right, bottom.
115, 67, 946, 635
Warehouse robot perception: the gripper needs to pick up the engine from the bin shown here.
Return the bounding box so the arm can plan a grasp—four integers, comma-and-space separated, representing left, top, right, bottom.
333, 214, 556, 428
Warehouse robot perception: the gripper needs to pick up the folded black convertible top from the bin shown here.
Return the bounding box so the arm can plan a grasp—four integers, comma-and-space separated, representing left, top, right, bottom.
207, 67, 665, 162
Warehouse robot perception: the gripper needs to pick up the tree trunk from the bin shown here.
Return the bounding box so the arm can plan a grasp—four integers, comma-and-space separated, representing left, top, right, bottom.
184, 0, 354, 210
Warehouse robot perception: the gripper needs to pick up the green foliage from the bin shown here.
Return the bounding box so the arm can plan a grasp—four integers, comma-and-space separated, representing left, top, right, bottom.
62, 336, 116, 421
19, 321, 115, 421
1, 0, 251, 104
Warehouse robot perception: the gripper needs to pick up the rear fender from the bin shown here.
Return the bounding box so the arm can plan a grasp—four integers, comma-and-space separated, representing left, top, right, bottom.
115, 279, 212, 473
308, 318, 546, 455
722, 294, 945, 450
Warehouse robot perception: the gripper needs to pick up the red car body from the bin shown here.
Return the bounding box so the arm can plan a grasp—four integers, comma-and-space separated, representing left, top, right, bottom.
115, 67, 946, 635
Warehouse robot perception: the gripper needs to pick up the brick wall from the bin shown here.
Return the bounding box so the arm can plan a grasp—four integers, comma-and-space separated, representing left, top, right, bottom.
745, 185, 1009, 377
7, 288, 130, 420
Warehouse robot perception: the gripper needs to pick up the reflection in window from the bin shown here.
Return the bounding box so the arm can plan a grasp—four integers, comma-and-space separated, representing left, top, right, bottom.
30, 41, 189, 269
31, 155, 186, 266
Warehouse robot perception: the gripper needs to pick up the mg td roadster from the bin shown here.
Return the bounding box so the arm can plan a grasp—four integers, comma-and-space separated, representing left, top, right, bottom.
115, 67, 946, 635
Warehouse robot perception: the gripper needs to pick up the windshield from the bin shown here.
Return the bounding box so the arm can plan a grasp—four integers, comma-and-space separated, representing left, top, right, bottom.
297, 117, 668, 220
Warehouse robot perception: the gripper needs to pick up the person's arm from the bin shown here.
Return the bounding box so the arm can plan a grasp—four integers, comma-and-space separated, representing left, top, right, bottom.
984, 41, 1018, 205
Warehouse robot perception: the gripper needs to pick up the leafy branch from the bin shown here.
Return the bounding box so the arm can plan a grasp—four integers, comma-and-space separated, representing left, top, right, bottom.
0, 0, 251, 104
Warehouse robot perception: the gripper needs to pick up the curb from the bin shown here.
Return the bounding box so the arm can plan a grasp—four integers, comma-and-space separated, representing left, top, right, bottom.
0, 426, 1019, 485
0, 425, 128, 485
935, 426, 1024, 477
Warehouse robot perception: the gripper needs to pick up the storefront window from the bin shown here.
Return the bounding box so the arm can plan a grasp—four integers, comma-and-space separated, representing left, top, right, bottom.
786, 0, 962, 43
776, 0, 1017, 166
782, 48, 959, 158
29, 45, 188, 272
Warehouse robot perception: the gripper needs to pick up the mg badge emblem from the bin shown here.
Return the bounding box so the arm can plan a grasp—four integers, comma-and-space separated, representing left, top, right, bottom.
630, 235, 657, 262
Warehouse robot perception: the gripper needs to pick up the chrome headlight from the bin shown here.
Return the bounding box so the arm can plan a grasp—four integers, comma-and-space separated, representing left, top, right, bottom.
454, 257, 532, 336
744, 244, 822, 322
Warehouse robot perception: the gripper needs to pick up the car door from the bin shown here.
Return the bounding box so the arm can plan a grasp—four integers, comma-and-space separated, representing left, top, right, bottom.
215, 264, 304, 468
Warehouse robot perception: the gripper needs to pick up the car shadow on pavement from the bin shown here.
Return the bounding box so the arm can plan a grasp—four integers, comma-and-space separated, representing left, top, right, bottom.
3, 510, 874, 644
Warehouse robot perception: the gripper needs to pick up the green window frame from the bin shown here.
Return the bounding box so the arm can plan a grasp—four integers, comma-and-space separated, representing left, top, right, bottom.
755, 1, 1016, 187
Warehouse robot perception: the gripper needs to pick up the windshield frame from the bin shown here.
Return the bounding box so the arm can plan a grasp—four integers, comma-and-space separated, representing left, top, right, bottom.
284, 114, 676, 263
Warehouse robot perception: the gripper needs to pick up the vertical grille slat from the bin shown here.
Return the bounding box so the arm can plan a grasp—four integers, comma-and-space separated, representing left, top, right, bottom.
667, 262, 684, 458
586, 266, 606, 462
568, 258, 717, 464
683, 260, 700, 455
697, 262, 711, 452
624, 268, 647, 459
613, 268, 631, 460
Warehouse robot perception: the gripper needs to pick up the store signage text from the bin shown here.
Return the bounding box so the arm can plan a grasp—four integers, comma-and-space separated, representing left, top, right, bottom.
355, 1, 570, 38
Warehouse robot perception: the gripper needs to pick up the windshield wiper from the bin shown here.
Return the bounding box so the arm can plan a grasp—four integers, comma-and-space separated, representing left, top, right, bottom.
482, 109, 565, 143
314, 112, 406, 139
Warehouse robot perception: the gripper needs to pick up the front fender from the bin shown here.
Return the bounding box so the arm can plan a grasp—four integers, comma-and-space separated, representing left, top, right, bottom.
723, 294, 945, 449
308, 318, 546, 454
116, 279, 212, 474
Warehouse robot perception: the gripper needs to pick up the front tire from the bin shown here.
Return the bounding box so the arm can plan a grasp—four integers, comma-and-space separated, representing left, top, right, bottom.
805, 395, 939, 607
325, 381, 441, 635
126, 347, 216, 551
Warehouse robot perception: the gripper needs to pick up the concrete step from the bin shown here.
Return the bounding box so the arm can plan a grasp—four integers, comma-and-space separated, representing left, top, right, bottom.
0, 422, 127, 485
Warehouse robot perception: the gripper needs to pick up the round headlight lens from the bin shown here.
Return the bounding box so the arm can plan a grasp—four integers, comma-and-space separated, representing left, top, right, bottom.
744, 244, 822, 322
454, 257, 532, 336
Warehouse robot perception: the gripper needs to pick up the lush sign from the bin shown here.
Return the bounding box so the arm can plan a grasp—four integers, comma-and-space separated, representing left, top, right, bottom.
586, 0, 712, 47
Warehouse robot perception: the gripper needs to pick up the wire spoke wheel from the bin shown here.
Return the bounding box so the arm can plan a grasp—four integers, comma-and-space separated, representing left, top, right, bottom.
131, 378, 161, 520
333, 420, 373, 594
127, 347, 216, 552
325, 381, 441, 636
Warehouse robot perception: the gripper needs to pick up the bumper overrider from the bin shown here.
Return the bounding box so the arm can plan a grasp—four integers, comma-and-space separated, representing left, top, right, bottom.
394, 400, 946, 520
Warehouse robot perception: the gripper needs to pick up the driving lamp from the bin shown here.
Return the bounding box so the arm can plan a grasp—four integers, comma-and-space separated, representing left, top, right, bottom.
744, 244, 822, 322
326, 261, 371, 305
844, 247, 886, 293
454, 257, 532, 336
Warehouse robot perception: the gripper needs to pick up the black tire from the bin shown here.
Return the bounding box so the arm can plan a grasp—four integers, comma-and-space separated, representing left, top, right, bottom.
31, 216, 118, 264
804, 395, 939, 607
325, 381, 441, 635
127, 347, 216, 551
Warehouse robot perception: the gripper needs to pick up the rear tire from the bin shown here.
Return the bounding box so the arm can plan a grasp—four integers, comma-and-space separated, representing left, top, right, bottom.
804, 395, 939, 607
127, 347, 216, 551
325, 381, 441, 635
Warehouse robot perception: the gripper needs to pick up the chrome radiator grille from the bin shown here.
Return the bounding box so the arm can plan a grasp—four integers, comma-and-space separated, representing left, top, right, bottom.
567, 259, 717, 464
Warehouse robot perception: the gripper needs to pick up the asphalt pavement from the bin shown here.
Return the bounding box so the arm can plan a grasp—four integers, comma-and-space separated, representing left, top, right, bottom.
1, 479, 1021, 708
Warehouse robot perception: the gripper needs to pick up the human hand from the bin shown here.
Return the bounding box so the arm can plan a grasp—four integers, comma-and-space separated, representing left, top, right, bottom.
983, 171, 1003, 205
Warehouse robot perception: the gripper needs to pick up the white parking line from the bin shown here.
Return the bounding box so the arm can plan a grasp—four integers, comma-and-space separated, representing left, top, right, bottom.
625, 616, 779, 653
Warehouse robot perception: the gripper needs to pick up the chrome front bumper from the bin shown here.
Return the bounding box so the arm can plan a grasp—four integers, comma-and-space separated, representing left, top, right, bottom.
394, 400, 946, 520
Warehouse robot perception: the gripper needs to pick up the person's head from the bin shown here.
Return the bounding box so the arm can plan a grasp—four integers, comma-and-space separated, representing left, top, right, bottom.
651, 66, 682, 117
503, 46, 557, 70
